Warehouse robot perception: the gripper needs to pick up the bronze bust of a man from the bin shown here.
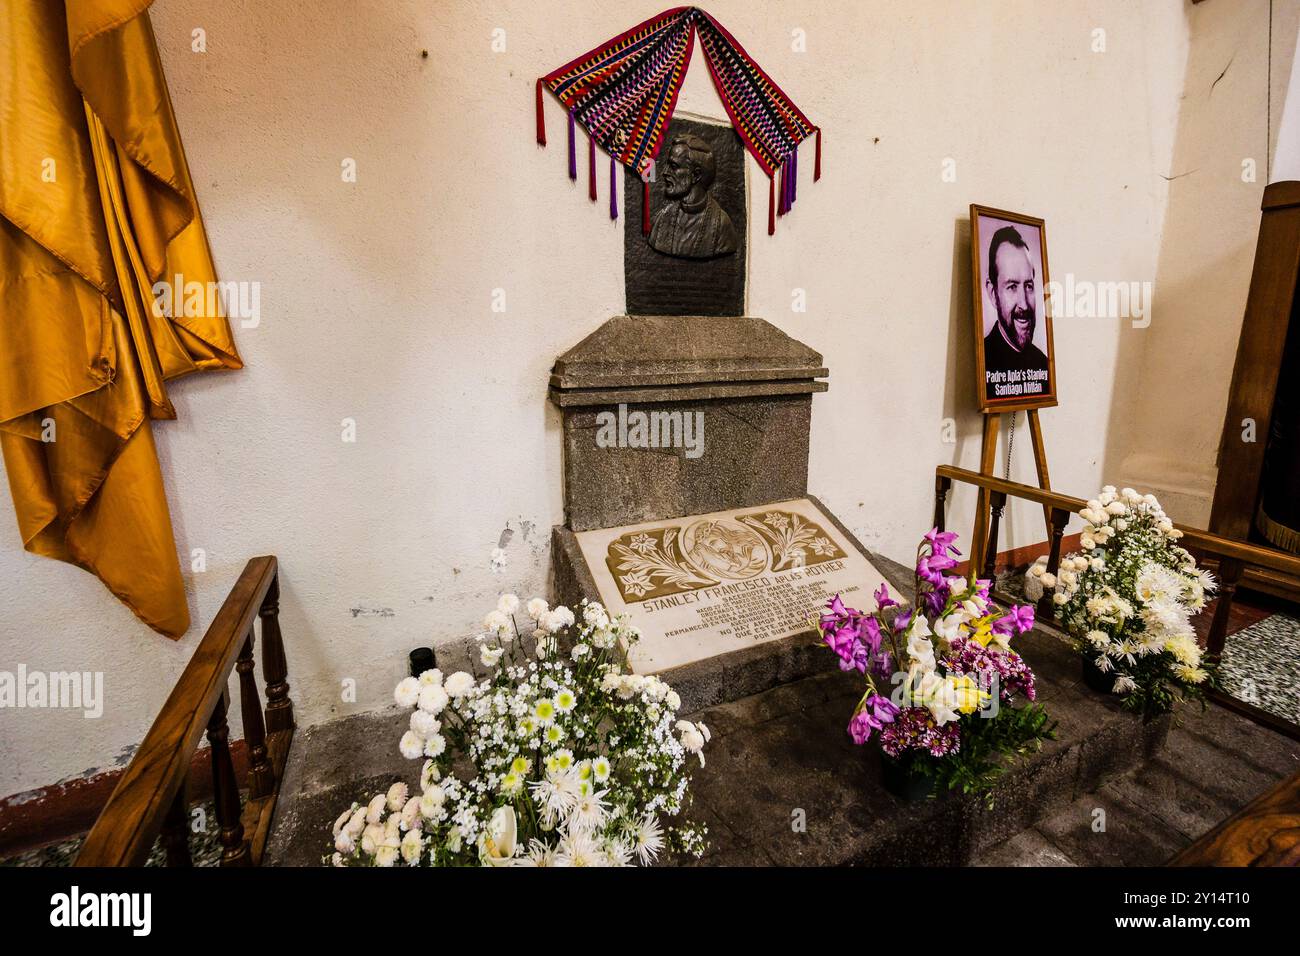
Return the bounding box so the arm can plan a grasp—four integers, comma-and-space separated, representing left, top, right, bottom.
648, 134, 738, 260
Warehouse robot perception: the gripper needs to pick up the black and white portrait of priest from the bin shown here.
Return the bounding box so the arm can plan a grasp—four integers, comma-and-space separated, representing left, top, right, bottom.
978, 215, 1052, 403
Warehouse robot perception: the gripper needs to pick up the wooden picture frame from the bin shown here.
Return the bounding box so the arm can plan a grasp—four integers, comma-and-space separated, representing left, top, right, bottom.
970, 204, 1058, 412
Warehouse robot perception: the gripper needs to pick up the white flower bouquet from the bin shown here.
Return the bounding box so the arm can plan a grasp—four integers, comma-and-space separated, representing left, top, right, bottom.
1024, 486, 1217, 717
329, 595, 708, 866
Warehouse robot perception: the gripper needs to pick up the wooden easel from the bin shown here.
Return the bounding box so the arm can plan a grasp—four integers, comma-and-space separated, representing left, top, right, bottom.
969, 408, 1053, 577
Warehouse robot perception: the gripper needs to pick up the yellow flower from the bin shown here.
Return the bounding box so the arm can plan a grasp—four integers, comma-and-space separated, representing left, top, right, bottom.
949, 674, 990, 714
969, 615, 998, 648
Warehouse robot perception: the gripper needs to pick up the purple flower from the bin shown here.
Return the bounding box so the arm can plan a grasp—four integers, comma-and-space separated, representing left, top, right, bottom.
874, 583, 897, 610
993, 604, 1035, 636
847, 694, 900, 744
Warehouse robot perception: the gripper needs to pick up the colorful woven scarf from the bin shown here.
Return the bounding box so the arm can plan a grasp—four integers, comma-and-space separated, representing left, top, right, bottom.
536, 6, 820, 236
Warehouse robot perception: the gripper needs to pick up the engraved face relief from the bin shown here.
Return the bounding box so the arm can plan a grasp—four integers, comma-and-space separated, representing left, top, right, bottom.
648, 134, 739, 260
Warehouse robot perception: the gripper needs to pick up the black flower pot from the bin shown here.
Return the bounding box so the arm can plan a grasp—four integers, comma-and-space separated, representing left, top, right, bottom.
880, 753, 937, 802
1080, 655, 1113, 695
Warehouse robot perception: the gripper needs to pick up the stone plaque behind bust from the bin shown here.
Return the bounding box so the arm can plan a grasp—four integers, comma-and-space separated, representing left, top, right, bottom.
624, 117, 746, 317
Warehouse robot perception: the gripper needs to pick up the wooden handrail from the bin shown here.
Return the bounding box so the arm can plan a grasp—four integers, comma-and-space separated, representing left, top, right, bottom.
935, 464, 1300, 725
76, 556, 294, 867
936, 465, 1300, 579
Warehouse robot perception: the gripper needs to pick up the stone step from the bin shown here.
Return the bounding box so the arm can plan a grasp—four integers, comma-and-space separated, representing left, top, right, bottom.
265, 594, 1198, 866
664, 624, 1174, 866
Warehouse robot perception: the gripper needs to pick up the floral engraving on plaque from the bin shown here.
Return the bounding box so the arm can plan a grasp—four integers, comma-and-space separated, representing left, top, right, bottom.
737, 509, 842, 572
607, 528, 718, 601
605, 508, 843, 604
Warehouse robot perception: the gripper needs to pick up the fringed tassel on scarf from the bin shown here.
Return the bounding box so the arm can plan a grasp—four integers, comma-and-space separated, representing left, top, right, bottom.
768, 174, 776, 236
609, 154, 618, 221
588, 135, 597, 201
535, 79, 546, 146
567, 110, 577, 180
642, 178, 651, 236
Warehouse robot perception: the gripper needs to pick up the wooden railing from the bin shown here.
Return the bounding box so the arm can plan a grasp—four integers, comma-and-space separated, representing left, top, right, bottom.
76, 556, 294, 866
935, 466, 1300, 737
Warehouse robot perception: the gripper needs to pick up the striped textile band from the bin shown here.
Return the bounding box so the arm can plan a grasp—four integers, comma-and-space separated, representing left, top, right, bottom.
537, 6, 820, 233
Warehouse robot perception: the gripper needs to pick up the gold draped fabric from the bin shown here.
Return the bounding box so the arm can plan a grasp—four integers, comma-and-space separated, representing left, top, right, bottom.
1, 0, 241, 637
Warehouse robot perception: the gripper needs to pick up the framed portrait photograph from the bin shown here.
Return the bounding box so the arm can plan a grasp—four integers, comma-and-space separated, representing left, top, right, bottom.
970, 205, 1058, 412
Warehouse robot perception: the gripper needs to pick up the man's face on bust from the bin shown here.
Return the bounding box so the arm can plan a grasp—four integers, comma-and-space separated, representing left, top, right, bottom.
662, 142, 701, 200
988, 243, 1037, 350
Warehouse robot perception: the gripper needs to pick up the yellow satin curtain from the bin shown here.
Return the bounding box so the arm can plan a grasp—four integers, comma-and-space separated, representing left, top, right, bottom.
0, 0, 241, 637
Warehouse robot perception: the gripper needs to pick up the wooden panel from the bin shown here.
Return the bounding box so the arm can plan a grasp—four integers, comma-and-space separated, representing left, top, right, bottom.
1170, 770, 1300, 866
1210, 183, 1300, 540
75, 556, 279, 867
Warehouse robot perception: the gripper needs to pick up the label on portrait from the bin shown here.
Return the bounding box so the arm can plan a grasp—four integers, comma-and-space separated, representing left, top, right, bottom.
574, 498, 892, 673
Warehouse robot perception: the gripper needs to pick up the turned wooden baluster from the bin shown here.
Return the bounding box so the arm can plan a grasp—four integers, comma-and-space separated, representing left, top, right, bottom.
237, 631, 274, 799
1037, 506, 1072, 622
159, 775, 192, 867
207, 689, 250, 866
933, 475, 951, 533
260, 574, 294, 734
982, 490, 1007, 582
1207, 557, 1244, 660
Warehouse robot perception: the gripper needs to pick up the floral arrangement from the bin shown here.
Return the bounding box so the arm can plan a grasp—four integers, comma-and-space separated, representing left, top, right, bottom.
1023, 485, 1216, 717
328, 595, 708, 866
818, 529, 1054, 800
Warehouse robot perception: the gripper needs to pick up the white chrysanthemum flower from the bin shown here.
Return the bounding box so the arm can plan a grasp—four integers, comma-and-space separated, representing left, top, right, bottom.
394, 676, 420, 708
566, 787, 610, 833
529, 775, 578, 819
365, 794, 387, 824
483, 609, 510, 636
417, 684, 449, 715
480, 644, 504, 668
545, 605, 575, 633
374, 845, 399, 867
1112, 673, 1137, 695
400, 829, 422, 865
333, 807, 353, 836
557, 830, 606, 867
555, 687, 577, 713
527, 597, 549, 621
411, 709, 440, 738
518, 838, 560, 867
571, 643, 591, 660
419, 759, 440, 791
1176, 665, 1208, 684
592, 756, 611, 782
544, 724, 565, 746
334, 830, 355, 854
630, 813, 664, 865
360, 823, 383, 854
417, 668, 442, 686
444, 671, 475, 699
424, 733, 447, 758
498, 593, 520, 615
386, 782, 408, 811
401, 796, 422, 830
1085, 629, 1111, 649
666, 690, 681, 710
399, 730, 424, 760
419, 786, 446, 819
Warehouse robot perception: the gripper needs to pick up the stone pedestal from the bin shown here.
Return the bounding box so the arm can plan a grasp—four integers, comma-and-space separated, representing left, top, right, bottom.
547, 314, 899, 710
549, 314, 828, 532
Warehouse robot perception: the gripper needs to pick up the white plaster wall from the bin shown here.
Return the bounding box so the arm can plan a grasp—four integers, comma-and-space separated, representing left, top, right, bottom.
0, 0, 1256, 798
1113, 0, 1300, 523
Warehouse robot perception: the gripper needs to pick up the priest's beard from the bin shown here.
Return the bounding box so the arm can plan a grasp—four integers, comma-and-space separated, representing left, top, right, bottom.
999, 305, 1036, 350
